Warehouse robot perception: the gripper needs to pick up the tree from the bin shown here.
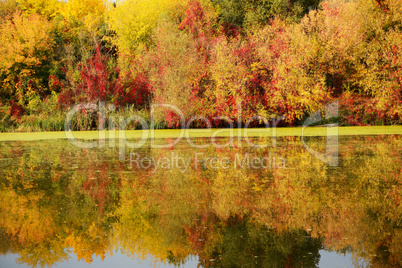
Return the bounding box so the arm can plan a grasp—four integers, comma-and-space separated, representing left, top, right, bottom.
59, 45, 152, 111
60, 0, 108, 21
107, 0, 189, 56
0, 11, 55, 107
17, 0, 61, 19
0, 0, 17, 20
212, 0, 309, 30
58, 0, 110, 51
141, 18, 208, 126
297, 0, 402, 124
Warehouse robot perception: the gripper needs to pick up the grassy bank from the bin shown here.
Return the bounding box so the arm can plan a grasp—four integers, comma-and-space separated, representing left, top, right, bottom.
0, 126, 401, 142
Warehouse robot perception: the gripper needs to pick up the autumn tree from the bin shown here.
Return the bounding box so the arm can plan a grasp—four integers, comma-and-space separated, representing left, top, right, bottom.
17, 0, 61, 19
60, 0, 109, 40
296, 0, 402, 124
212, 0, 316, 31
0, 0, 17, 20
58, 45, 152, 114
141, 17, 208, 126
0, 11, 55, 113
107, 0, 190, 57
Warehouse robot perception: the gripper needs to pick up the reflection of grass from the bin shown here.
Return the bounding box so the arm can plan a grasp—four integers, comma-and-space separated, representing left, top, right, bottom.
0, 126, 401, 141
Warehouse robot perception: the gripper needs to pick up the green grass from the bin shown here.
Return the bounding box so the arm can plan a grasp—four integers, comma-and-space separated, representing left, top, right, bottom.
0, 126, 400, 142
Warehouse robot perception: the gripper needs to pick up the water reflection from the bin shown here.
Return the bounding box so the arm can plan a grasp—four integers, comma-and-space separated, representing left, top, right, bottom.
0, 135, 401, 267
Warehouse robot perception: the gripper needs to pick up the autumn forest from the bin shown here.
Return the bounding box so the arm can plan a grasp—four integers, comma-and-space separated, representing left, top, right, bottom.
0, 0, 401, 132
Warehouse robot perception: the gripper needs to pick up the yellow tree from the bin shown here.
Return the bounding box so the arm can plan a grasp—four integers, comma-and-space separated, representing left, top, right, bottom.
60, 0, 107, 20
0, 11, 54, 102
107, 0, 190, 56
60, 0, 110, 44
65, 222, 113, 264
17, 0, 61, 19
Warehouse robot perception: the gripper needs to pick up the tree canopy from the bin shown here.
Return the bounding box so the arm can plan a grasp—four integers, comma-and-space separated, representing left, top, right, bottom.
0, 0, 401, 130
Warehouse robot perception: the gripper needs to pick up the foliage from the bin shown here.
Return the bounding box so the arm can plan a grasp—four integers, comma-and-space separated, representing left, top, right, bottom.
297, 0, 402, 124
0, 10, 55, 125
142, 17, 208, 126
0, 0, 17, 20
60, 0, 108, 42
0, 0, 402, 130
107, 0, 189, 56
212, 0, 312, 30
60, 0, 107, 21
17, 0, 61, 19
58, 45, 152, 110
0, 11, 55, 93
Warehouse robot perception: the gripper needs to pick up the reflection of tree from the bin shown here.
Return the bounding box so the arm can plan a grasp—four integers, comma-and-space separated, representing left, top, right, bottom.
112, 175, 195, 264
16, 240, 68, 268
211, 219, 322, 268
0, 135, 401, 267
0, 141, 121, 267
65, 222, 112, 263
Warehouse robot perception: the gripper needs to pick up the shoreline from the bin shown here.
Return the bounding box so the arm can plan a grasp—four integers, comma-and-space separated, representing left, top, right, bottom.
0, 126, 401, 142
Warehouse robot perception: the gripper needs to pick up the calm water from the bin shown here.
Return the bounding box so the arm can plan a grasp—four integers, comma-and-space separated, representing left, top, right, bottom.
0, 135, 401, 267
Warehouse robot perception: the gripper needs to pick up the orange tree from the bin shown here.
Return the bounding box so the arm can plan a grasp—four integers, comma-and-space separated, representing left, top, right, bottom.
0, 11, 55, 120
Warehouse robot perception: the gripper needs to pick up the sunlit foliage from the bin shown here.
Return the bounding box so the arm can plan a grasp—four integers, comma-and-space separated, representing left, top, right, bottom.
107, 0, 190, 55
0, 11, 54, 107
17, 0, 61, 18
0, 0, 401, 130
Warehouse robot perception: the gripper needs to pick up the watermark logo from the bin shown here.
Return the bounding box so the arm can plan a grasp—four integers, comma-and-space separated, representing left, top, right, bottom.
64, 101, 339, 168
129, 152, 286, 174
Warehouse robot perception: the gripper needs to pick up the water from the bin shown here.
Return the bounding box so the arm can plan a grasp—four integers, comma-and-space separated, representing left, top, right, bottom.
0, 135, 401, 267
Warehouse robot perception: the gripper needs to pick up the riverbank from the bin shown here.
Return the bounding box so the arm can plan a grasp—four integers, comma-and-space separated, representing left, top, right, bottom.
0, 126, 401, 142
